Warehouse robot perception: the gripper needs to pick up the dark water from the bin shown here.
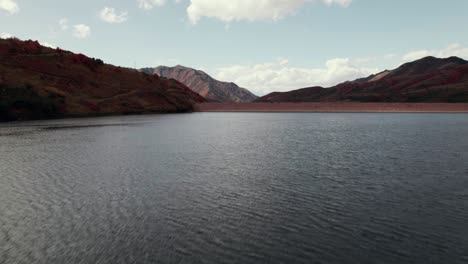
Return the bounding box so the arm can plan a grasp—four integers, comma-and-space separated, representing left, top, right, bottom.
1, 113, 468, 264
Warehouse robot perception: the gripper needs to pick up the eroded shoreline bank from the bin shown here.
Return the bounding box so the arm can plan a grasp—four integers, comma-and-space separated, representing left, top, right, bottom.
195, 103, 468, 113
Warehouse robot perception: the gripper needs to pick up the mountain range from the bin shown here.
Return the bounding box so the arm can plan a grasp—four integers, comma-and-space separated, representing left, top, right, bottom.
257, 56, 468, 103
0, 38, 204, 121
2, 37, 468, 122
142, 65, 257, 103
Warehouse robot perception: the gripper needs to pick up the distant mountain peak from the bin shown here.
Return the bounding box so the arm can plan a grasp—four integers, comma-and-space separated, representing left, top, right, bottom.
403, 56, 467, 67
388, 56, 467, 77
141, 65, 257, 103
174, 64, 191, 70
257, 55, 468, 103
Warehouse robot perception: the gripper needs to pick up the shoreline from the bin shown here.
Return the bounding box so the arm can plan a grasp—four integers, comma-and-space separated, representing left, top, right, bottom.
194, 103, 468, 113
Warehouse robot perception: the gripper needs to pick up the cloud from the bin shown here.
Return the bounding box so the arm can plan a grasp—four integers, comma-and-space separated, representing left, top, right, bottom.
214, 58, 378, 96
0, 0, 19, 14
187, 0, 352, 24
99, 7, 128, 24
137, 0, 166, 10
73, 24, 91, 39
59, 18, 69, 30
39, 41, 57, 49
322, 0, 352, 7
1, 32, 12, 38
402, 44, 468, 62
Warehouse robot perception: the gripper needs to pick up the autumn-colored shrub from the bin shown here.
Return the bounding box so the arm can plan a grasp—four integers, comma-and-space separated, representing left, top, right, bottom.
7, 39, 42, 54
24, 40, 41, 54
70, 53, 104, 70
71, 53, 91, 64
56, 47, 64, 56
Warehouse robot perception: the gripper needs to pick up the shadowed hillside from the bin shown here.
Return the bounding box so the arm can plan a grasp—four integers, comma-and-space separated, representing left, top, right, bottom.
257, 56, 468, 103
0, 38, 204, 121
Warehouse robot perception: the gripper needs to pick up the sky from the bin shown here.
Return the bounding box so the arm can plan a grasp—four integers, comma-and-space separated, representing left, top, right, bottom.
1, 0, 468, 96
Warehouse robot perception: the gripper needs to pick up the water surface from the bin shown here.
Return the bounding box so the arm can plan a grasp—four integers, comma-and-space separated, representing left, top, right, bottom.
1, 113, 468, 264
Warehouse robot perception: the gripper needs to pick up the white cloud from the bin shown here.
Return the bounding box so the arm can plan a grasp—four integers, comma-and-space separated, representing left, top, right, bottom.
1, 32, 12, 38
187, 0, 352, 24
59, 18, 69, 30
99, 7, 128, 24
137, 0, 166, 10
73, 24, 91, 39
40, 41, 57, 49
40, 42, 56, 49
402, 44, 468, 62
322, 0, 352, 7
214, 58, 378, 96
0, 0, 19, 14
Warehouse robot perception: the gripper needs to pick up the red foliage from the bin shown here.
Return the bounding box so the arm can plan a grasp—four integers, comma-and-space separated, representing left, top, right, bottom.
0, 45, 8, 56
442, 70, 463, 84
71, 53, 92, 64
24, 40, 41, 53
394, 74, 432, 89
7, 39, 42, 54
70, 53, 104, 70
22, 57, 51, 73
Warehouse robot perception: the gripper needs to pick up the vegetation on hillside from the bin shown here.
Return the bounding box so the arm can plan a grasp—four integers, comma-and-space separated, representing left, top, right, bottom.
0, 37, 204, 122
0, 83, 62, 121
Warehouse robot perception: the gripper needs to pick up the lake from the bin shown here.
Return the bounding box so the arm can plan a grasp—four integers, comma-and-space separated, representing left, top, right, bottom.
1, 113, 468, 264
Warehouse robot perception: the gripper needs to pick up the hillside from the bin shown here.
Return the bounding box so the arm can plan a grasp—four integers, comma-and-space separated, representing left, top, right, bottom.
142, 65, 257, 103
257, 56, 468, 103
0, 38, 204, 121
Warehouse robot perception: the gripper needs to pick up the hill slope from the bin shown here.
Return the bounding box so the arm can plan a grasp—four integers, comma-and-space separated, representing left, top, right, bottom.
142, 65, 257, 103
257, 56, 468, 103
0, 38, 204, 121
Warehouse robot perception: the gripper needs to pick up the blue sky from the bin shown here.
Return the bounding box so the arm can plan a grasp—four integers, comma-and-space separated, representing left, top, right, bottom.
1, 0, 468, 95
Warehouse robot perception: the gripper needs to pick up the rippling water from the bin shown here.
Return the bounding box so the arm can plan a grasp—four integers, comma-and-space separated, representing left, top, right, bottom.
1, 113, 468, 264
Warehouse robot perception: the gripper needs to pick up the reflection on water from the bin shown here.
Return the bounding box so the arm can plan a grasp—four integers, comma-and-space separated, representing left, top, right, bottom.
1, 113, 468, 264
